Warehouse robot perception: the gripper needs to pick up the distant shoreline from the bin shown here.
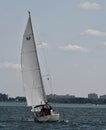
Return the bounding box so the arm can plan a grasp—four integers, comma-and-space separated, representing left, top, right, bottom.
0, 93, 106, 104
0, 97, 106, 105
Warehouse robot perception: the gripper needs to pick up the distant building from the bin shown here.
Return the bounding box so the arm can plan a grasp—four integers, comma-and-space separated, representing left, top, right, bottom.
47, 94, 75, 99
0, 93, 8, 101
15, 96, 26, 102
88, 93, 98, 99
100, 95, 106, 99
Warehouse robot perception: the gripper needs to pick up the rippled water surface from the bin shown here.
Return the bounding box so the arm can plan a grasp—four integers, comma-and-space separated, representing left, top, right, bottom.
0, 102, 106, 130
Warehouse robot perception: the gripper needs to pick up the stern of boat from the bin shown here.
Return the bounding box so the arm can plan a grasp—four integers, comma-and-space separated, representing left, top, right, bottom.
34, 110, 59, 122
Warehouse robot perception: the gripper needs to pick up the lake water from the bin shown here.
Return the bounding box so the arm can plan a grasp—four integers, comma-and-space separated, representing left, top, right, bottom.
0, 102, 106, 130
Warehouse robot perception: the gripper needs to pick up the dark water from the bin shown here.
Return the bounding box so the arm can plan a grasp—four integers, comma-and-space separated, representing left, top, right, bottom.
0, 103, 106, 130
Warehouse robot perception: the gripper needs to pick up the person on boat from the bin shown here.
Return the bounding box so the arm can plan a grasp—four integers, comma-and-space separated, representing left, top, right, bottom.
40, 103, 52, 116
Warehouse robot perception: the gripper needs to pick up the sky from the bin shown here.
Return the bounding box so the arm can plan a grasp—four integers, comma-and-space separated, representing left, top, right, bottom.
0, 0, 106, 98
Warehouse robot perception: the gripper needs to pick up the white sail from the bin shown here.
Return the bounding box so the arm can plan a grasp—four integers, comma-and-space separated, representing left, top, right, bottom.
21, 12, 47, 107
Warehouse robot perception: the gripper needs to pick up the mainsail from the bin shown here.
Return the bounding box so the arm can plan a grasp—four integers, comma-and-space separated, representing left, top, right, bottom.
21, 12, 47, 107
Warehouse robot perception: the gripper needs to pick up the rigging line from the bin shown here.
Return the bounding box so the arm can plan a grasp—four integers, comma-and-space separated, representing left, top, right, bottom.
43, 49, 53, 95
35, 29, 53, 95
31, 79, 34, 107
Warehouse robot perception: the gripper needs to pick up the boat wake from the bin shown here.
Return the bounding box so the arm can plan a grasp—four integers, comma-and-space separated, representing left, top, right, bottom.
59, 119, 69, 124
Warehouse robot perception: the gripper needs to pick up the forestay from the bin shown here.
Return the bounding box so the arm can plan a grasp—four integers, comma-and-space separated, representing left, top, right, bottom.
21, 13, 47, 107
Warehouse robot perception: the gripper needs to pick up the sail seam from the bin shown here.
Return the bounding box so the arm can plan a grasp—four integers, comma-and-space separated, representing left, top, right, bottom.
24, 33, 33, 37
21, 50, 36, 54
22, 68, 40, 72
32, 86, 42, 89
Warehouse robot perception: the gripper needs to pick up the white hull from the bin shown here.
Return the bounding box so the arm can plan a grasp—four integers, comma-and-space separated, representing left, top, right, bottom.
34, 112, 59, 122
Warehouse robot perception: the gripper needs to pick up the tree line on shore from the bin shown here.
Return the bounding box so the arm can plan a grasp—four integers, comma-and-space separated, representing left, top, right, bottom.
47, 96, 106, 104
0, 93, 106, 104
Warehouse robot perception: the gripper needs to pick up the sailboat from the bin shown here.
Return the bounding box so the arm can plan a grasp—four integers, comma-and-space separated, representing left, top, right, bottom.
21, 12, 59, 122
